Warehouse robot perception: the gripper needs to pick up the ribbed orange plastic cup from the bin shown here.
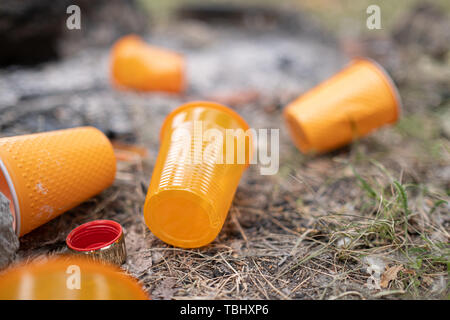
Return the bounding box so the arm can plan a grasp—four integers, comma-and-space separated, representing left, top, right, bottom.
110, 35, 185, 93
144, 101, 252, 248
0, 256, 149, 300
283, 58, 402, 153
0, 127, 116, 236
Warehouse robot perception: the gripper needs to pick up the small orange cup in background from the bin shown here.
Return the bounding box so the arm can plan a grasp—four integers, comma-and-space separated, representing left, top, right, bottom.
283, 58, 402, 154
0, 256, 149, 300
0, 127, 116, 236
110, 35, 185, 93
144, 101, 252, 248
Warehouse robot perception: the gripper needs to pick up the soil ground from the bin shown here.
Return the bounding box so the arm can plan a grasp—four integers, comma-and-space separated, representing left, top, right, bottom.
0, 1, 448, 299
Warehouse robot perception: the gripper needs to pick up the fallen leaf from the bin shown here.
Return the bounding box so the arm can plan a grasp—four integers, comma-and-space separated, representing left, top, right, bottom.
380, 265, 404, 288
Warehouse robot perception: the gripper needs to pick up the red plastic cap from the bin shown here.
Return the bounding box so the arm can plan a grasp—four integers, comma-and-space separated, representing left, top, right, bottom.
66, 220, 123, 252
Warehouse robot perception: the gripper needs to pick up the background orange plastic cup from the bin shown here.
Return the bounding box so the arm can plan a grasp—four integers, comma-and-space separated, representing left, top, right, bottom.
0, 256, 149, 300
0, 127, 116, 236
283, 58, 402, 153
110, 34, 185, 93
144, 101, 252, 248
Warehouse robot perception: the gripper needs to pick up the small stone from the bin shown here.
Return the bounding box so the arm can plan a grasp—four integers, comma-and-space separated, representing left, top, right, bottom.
0, 192, 19, 269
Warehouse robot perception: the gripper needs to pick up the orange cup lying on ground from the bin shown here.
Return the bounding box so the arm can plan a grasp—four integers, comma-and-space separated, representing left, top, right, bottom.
110, 35, 185, 93
0, 256, 148, 300
283, 58, 402, 154
0, 127, 116, 236
144, 101, 252, 248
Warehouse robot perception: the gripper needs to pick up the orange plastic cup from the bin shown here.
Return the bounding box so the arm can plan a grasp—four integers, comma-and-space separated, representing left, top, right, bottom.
144, 101, 252, 248
283, 58, 402, 153
110, 35, 185, 93
0, 127, 116, 236
0, 256, 149, 300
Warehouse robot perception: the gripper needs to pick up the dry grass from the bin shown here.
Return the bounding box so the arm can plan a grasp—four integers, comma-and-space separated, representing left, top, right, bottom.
6, 0, 450, 300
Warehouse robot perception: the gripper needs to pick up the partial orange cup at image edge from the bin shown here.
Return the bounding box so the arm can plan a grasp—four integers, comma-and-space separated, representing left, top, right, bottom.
110, 34, 185, 93
144, 101, 253, 248
283, 58, 402, 154
0, 256, 149, 300
0, 127, 117, 236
